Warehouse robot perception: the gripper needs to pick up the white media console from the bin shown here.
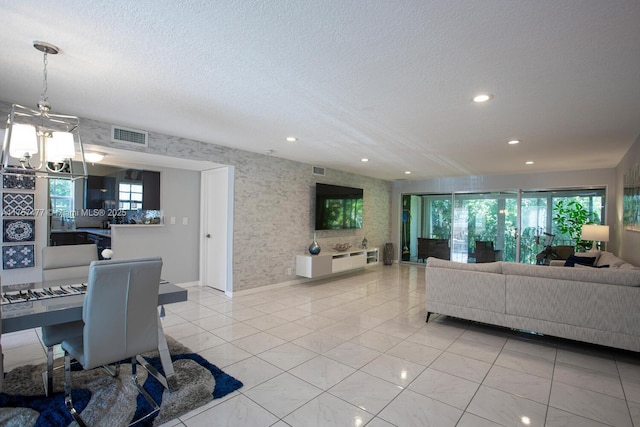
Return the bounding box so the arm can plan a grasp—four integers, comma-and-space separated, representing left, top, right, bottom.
296, 247, 379, 278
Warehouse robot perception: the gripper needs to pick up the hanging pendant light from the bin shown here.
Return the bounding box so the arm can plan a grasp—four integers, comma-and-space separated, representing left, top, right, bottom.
1, 41, 87, 180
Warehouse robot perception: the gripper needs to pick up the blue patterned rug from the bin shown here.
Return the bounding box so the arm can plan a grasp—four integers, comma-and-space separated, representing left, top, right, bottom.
0, 337, 243, 426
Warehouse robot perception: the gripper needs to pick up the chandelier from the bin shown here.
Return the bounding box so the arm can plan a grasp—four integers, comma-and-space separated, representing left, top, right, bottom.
1, 41, 87, 180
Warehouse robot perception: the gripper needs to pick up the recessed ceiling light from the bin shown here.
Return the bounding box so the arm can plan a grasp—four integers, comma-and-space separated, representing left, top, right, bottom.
286, 137, 297, 142
473, 93, 493, 103
404, 171, 411, 175
508, 140, 520, 145
361, 158, 369, 162
525, 161, 534, 165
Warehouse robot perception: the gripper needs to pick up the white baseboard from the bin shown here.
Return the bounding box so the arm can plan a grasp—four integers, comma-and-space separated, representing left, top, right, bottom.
229, 265, 384, 297
229, 277, 309, 297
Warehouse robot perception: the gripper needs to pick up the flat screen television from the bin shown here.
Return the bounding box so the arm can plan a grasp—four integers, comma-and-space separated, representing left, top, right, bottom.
315, 183, 363, 230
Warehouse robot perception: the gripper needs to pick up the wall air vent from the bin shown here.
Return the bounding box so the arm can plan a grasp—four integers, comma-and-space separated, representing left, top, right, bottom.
111, 125, 148, 147
312, 166, 326, 176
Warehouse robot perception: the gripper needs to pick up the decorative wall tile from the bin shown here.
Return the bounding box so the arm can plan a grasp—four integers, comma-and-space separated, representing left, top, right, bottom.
2, 193, 34, 216
3, 219, 35, 242
2, 171, 36, 190
2, 244, 35, 269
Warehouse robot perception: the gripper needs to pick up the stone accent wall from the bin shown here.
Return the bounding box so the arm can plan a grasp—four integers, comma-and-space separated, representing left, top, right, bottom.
0, 101, 392, 290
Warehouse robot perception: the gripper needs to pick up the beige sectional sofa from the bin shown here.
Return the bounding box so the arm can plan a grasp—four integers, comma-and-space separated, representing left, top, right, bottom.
425, 256, 640, 351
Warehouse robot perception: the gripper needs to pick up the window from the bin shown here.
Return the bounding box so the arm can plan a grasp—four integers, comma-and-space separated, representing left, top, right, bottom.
401, 187, 606, 265
119, 182, 143, 210
49, 179, 74, 216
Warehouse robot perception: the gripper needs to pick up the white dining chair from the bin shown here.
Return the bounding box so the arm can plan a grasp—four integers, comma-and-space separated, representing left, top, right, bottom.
40, 244, 98, 395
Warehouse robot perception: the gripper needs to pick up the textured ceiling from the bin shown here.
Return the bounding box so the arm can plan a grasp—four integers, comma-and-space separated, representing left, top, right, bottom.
0, 0, 639, 181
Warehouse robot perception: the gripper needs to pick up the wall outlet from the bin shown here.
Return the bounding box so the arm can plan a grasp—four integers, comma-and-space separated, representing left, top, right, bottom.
170, 217, 176, 225
182, 217, 188, 225
286, 267, 293, 276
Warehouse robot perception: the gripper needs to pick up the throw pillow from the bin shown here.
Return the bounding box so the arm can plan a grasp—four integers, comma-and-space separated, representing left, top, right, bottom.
596, 251, 625, 268
564, 255, 596, 267
575, 250, 601, 264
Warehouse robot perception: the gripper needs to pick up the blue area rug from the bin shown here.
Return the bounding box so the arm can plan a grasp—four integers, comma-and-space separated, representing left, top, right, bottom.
0, 337, 243, 426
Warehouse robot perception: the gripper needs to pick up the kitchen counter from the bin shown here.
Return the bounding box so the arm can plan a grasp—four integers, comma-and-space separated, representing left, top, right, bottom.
77, 228, 111, 237
51, 228, 111, 237
109, 224, 164, 228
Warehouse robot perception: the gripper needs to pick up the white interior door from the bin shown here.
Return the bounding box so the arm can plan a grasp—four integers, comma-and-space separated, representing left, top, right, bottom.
200, 167, 234, 294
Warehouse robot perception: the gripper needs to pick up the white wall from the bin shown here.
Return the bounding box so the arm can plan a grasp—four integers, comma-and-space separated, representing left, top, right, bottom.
615, 134, 640, 265
110, 166, 201, 283
392, 168, 617, 262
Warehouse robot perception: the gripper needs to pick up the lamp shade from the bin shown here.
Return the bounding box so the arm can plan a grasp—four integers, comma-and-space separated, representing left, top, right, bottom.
46, 131, 75, 162
581, 224, 610, 242
9, 124, 38, 158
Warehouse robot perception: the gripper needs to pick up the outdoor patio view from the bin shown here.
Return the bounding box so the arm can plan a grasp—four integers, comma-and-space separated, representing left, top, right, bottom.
401, 188, 605, 264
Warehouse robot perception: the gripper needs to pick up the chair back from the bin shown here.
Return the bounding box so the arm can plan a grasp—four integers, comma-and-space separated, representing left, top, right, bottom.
418, 238, 450, 260
552, 245, 575, 260
82, 257, 162, 369
474, 241, 496, 263
42, 244, 98, 282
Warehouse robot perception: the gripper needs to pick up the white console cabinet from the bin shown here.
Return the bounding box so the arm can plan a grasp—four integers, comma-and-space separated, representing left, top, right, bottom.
296, 248, 379, 278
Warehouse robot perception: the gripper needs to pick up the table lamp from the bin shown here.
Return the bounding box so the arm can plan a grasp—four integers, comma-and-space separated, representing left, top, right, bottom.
581, 224, 609, 251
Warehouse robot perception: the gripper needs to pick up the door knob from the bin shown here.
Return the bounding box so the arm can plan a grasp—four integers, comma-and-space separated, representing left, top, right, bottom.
206, 234, 211, 238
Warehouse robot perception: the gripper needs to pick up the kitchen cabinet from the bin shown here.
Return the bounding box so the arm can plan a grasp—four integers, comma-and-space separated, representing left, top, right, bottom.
86, 232, 112, 259
50, 232, 89, 246
85, 176, 116, 209
49, 229, 111, 259
142, 170, 160, 209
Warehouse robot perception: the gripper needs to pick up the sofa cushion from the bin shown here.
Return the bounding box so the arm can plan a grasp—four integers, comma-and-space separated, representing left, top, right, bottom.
505, 276, 640, 335
575, 263, 609, 269
426, 257, 503, 274
596, 251, 626, 268
502, 261, 640, 287
426, 265, 506, 313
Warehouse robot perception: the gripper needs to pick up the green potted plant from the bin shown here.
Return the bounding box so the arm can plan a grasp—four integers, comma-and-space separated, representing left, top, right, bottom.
552, 200, 599, 250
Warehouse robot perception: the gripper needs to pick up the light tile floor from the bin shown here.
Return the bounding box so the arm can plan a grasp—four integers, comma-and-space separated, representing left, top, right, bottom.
4, 264, 640, 426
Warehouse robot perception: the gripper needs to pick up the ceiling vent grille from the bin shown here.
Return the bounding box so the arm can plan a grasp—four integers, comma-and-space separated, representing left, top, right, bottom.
111, 125, 148, 147
312, 166, 325, 176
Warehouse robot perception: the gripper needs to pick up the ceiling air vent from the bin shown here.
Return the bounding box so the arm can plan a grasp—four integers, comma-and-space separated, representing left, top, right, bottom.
312, 166, 325, 176
111, 125, 148, 147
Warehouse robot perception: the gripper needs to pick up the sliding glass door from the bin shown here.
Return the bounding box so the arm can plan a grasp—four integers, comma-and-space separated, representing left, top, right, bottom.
520, 189, 606, 260
401, 194, 451, 262
401, 187, 606, 264
451, 192, 518, 263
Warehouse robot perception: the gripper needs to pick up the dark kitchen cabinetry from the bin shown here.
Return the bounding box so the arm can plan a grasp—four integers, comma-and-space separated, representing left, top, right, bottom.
86, 233, 112, 260
84, 170, 160, 210
49, 230, 110, 259
50, 232, 89, 246
142, 170, 160, 210
85, 176, 116, 209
